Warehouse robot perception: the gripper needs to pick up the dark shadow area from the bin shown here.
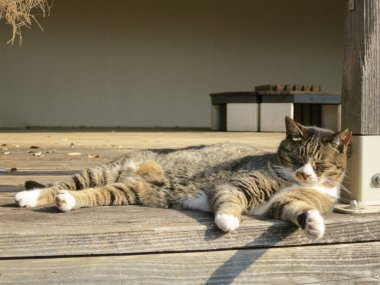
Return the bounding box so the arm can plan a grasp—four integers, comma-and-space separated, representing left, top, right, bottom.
32, 206, 62, 214
178, 209, 228, 240
179, 208, 298, 283
1, 203, 18, 208
148, 144, 208, 154
206, 223, 297, 285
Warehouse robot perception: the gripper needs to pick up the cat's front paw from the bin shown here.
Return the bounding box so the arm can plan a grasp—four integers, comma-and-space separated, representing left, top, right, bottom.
215, 213, 240, 232
55, 190, 76, 212
298, 210, 325, 240
15, 189, 41, 208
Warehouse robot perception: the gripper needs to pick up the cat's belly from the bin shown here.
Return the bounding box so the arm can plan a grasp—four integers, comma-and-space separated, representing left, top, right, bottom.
180, 191, 212, 212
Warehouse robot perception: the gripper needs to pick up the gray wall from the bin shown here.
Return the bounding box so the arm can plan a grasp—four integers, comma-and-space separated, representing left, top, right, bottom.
0, 0, 345, 128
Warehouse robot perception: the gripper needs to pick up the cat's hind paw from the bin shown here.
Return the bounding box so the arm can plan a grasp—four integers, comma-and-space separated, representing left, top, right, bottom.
215, 213, 240, 232
55, 190, 76, 212
15, 189, 41, 208
299, 210, 325, 240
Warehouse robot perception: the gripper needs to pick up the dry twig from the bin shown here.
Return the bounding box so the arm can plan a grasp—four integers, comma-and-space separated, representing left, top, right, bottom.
0, 0, 51, 44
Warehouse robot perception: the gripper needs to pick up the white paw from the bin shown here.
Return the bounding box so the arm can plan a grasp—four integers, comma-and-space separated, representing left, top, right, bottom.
55, 190, 76, 212
215, 213, 240, 232
15, 189, 41, 208
304, 210, 325, 240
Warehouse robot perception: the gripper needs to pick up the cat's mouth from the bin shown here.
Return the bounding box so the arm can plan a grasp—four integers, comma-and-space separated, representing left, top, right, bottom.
295, 177, 319, 187
294, 172, 319, 186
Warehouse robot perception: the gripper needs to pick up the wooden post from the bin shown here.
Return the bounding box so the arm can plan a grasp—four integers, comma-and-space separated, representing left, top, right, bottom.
342, 0, 380, 134
339, 0, 380, 211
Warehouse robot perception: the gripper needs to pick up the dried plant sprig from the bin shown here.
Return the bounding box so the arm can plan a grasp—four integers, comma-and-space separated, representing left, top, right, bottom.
0, 0, 52, 45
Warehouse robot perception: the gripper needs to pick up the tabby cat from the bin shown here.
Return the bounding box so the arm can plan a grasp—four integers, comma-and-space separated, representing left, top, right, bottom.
15, 117, 352, 240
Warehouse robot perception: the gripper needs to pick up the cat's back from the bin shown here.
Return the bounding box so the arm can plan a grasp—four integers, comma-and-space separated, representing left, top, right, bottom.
118, 143, 268, 178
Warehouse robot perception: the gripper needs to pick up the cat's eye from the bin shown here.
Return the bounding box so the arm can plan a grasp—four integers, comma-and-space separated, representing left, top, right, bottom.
315, 162, 328, 171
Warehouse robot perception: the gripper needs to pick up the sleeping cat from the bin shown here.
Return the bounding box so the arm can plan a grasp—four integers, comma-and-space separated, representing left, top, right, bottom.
15, 117, 352, 240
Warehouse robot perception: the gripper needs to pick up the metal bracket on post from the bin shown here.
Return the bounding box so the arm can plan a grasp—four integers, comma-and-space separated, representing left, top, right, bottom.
334, 135, 380, 214
334, 203, 380, 214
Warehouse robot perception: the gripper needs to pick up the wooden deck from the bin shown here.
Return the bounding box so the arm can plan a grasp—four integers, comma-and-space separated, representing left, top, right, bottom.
1, 131, 380, 284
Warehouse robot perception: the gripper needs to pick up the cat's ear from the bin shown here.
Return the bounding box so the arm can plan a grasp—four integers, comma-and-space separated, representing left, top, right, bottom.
285, 116, 304, 141
329, 129, 352, 152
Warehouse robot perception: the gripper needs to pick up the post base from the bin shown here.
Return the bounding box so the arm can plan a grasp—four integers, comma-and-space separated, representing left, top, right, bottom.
342, 135, 380, 205
334, 203, 380, 214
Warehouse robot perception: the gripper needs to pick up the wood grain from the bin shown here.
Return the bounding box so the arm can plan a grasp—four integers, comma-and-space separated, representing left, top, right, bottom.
1, 242, 380, 284
0, 131, 282, 152
342, 0, 380, 134
1, 192, 380, 258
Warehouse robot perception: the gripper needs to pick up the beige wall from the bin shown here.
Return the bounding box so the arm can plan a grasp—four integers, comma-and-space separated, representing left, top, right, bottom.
0, 0, 345, 128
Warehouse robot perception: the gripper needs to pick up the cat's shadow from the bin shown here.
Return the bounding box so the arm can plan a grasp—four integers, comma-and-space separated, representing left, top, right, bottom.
205, 222, 296, 285
178, 209, 227, 240
179, 210, 297, 284
32, 206, 62, 213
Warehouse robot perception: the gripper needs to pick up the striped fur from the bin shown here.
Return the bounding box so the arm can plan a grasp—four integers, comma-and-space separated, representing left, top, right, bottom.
15, 117, 351, 240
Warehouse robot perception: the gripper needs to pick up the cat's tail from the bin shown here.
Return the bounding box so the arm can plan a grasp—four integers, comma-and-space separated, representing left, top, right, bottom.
25, 180, 48, 189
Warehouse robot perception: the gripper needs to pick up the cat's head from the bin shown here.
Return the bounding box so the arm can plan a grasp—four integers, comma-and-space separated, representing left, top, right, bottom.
276, 117, 352, 188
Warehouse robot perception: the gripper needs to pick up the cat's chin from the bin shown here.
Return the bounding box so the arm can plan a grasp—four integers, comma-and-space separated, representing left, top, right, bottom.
295, 180, 319, 187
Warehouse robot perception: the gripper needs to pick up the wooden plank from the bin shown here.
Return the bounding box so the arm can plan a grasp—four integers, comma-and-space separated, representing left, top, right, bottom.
0, 133, 283, 173
1, 242, 380, 284
310, 85, 321, 92
210, 93, 259, 105
342, 0, 380, 134
259, 93, 341, 105
303, 85, 312, 91
274, 84, 285, 92
1, 192, 380, 258
0, 132, 282, 152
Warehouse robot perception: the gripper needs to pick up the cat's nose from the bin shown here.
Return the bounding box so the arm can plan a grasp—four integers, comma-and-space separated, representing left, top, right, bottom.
296, 171, 311, 180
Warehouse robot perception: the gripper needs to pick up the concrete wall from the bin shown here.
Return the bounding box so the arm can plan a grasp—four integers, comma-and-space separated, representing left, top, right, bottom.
0, 0, 345, 128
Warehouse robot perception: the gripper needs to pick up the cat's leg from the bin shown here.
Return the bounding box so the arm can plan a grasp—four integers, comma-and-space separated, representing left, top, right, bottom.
15, 185, 62, 208
54, 178, 169, 212
15, 164, 125, 208
275, 200, 325, 240
267, 189, 334, 240
211, 184, 248, 232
